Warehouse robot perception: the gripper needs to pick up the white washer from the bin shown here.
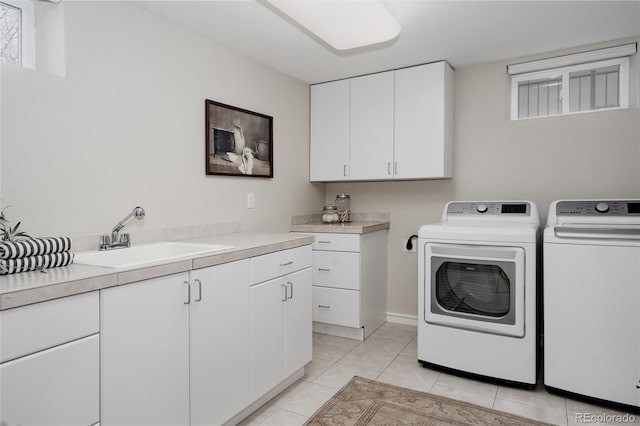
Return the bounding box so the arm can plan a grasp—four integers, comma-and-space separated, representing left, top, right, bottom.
418, 201, 539, 386
544, 199, 640, 408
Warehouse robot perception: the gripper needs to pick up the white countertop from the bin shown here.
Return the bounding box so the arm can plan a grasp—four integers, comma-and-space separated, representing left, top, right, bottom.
0, 232, 313, 310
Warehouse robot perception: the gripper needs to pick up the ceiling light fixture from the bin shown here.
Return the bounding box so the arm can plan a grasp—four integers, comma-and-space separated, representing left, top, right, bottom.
265, 0, 401, 51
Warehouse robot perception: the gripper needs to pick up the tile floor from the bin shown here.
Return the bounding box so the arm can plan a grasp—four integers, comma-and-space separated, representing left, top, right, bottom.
240, 323, 639, 426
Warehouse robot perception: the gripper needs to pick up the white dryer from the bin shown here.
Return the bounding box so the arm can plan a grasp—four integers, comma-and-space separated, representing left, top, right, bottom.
544, 199, 640, 408
418, 201, 539, 386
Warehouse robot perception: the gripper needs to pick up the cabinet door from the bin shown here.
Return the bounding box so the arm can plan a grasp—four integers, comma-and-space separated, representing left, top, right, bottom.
349, 71, 394, 180
394, 62, 452, 179
310, 80, 350, 181
250, 277, 286, 401
101, 273, 190, 426
0, 334, 99, 426
190, 260, 250, 426
284, 268, 312, 376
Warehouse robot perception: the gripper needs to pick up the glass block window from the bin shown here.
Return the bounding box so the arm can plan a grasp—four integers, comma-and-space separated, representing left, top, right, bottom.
517, 76, 562, 119
569, 64, 621, 112
511, 57, 630, 120
0, 1, 21, 65
0, 0, 34, 68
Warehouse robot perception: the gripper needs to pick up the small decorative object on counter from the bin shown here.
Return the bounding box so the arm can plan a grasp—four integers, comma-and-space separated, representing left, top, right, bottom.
334, 193, 352, 223
0, 208, 74, 274
321, 205, 340, 223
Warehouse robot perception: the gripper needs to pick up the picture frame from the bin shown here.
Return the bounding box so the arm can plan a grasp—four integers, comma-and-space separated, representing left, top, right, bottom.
205, 99, 273, 178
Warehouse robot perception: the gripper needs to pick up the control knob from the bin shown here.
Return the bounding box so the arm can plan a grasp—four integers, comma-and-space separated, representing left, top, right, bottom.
476, 204, 488, 213
595, 202, 610, 213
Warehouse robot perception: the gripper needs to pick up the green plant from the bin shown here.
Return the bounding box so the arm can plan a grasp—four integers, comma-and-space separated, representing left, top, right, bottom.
0, 207, 30, 241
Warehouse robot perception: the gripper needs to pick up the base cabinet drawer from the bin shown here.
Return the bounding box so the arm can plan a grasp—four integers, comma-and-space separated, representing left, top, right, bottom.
312, 233, 360, 252
1, 291, 99, 363
312, 251, 360, 290
249, 245, 312, 285
0, 334, 99, 426
312, 286, 360, 328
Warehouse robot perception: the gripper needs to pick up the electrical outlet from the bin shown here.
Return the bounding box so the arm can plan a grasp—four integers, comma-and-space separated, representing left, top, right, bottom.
247, 192, 255, 209
403, 238, 416, 253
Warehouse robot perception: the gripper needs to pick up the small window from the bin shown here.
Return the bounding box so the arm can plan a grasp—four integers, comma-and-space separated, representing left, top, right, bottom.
0, 0, 34, 68
510, 57, 630, 120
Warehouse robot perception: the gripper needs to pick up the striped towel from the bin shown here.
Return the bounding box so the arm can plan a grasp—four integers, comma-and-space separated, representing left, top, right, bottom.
0, 252, 75, 275
0, 237, 72, 260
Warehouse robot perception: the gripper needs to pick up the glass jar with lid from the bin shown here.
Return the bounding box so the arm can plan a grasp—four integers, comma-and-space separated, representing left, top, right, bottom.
321, 205, 339, 223
334, 193, 352, 223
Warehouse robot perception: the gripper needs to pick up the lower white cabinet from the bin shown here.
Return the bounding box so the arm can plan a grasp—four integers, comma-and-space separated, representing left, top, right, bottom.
100, 272, 191, 426
100, 246, 312, 425
101, 260, 251, 426
0, 335, 99, 426
250, 268, 312, 401
301, 230, 387, 340
0, 292, 100, 426
190, 260, 250, 425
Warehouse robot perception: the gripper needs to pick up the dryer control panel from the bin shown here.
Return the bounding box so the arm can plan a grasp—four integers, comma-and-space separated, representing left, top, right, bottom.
556, 200, 640, 216
447, 202, 531, 216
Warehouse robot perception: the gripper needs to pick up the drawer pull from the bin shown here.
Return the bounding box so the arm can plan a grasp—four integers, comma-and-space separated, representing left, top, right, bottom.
280, 261, 294, 267
184, 281, 191, 305
287, 282, 293, 300
318, 305, 331, 309
318, 268, 331, 272
194, 279, 203, 302
318, 240, 331, 244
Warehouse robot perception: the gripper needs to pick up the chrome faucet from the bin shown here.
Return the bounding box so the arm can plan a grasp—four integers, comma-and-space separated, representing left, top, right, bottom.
99, 206, 146, 250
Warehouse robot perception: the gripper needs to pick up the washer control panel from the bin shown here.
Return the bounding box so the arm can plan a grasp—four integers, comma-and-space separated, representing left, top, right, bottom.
556, 200, 640, 216
447, 202, 530, 216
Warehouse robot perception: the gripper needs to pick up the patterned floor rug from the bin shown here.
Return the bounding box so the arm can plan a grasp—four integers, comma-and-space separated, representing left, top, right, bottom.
304, 376, 554, 426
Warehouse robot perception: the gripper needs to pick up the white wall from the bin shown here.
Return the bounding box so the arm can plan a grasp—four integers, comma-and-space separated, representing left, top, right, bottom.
1, 1, 323, 239
327, 39, 640, 318
2, 2, 639, 320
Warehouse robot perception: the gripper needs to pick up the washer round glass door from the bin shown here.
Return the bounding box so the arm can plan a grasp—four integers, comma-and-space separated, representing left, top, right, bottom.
436, 262, 511, 317
425, 243, 525, 337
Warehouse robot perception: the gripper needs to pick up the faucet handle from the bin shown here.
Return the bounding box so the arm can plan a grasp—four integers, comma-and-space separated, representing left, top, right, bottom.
99, 234, 111, 250
119, 233, 130, 246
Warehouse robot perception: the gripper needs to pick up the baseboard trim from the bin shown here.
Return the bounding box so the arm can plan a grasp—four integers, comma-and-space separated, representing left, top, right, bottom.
386, 312, 418, 326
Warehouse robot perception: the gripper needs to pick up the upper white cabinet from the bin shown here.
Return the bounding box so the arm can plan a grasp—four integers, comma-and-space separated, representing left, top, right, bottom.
310, 61, 453, 182
394, 62, 453, 179
310, 79, 350, 181
349, 72, 395, 180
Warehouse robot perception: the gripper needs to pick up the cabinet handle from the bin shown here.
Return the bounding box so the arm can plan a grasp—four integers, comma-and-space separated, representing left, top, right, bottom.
280, 261, 294, 267
184, 281, 191, 305
318, 268, 331, 272
394, 162, 398, 175
387, 162, 391, 175
318, 240, 331, 244
281, 283, 288, 302
287, 282, 293, 300
318, 305, 331, 309
194, 279, 202, 302
343, 164, 347, 177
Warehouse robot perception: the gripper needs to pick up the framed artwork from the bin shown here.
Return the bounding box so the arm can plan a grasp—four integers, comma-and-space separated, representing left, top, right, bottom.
205, 99, 273, 178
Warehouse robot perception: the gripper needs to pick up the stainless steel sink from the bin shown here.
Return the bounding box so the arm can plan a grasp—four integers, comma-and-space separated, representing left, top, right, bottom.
74, 241, 233, 268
